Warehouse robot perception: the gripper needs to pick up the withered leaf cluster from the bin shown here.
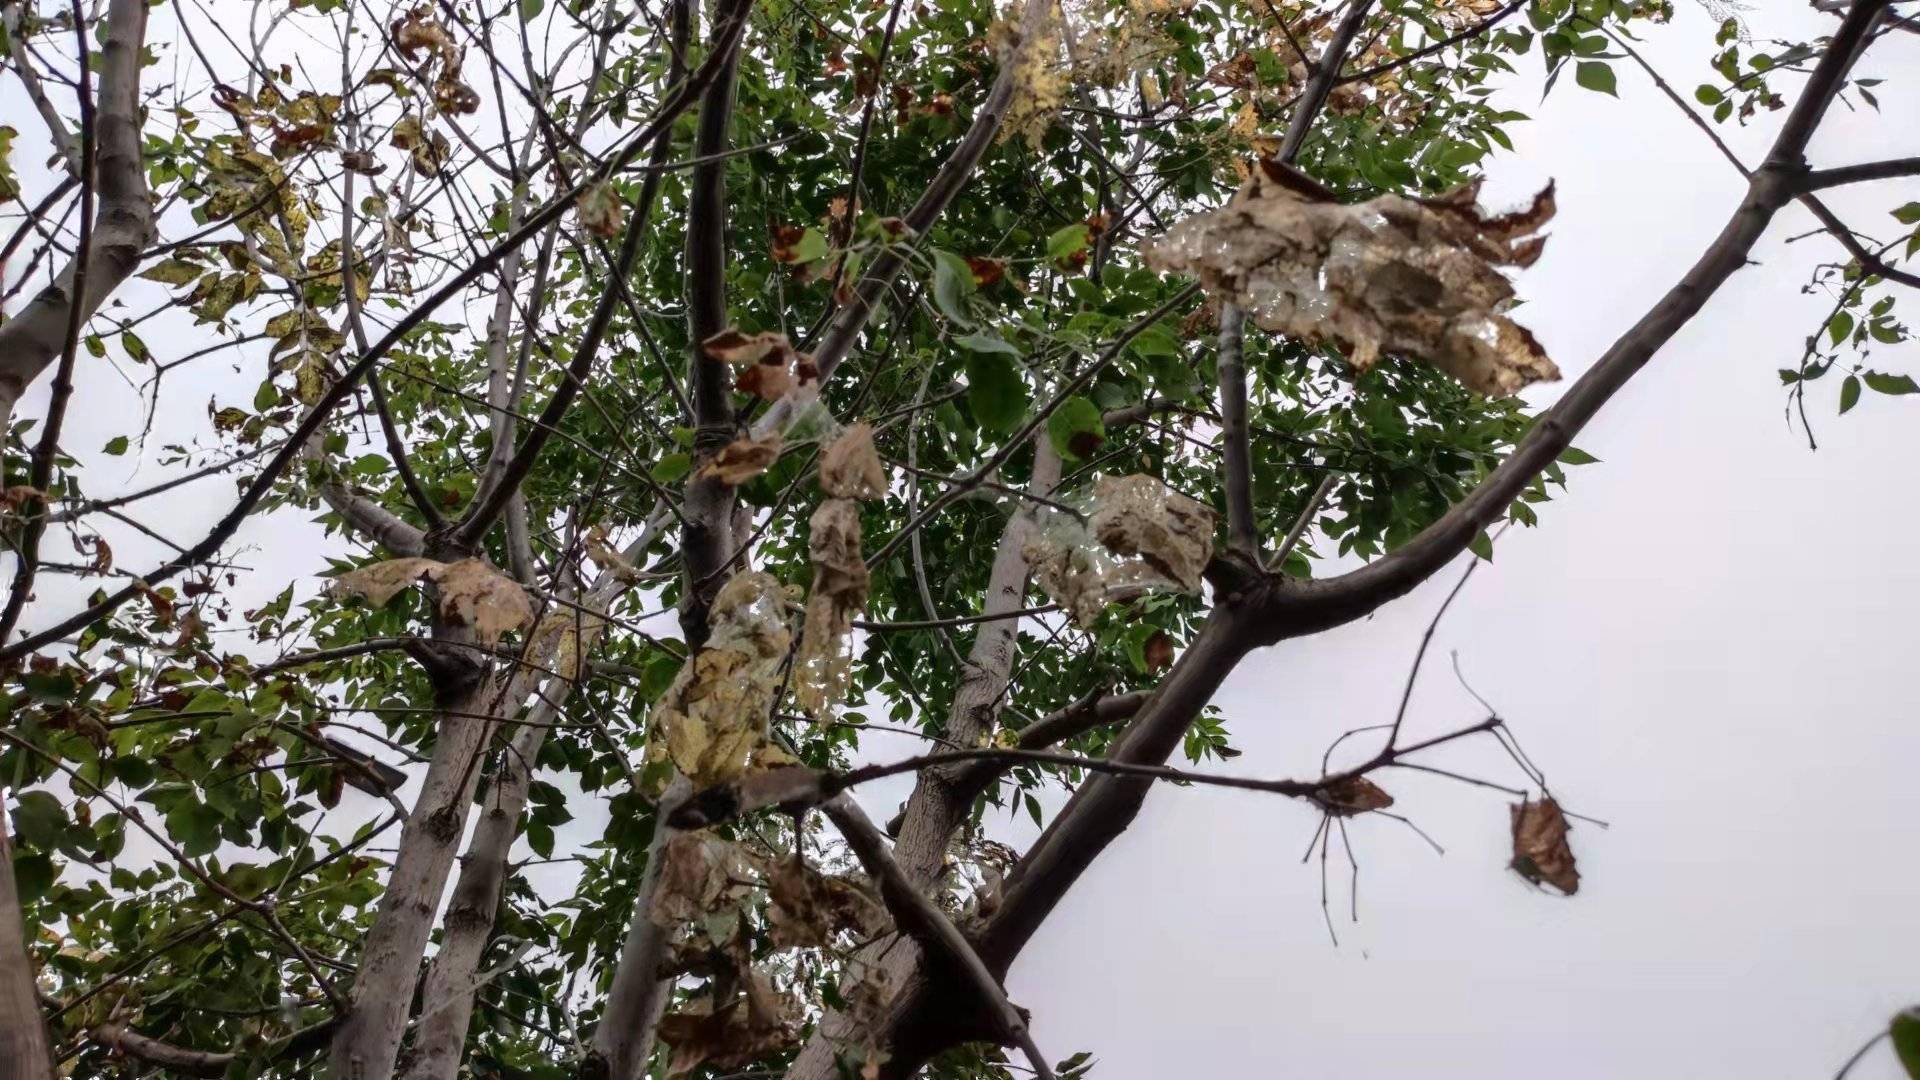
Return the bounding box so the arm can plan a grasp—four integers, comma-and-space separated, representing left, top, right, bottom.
794, 424, 888, 715
330, 556, 532, 644
1145, 161, 1560, 397
1027, 474, 1216, 625
703, 327, 820, 404
651, 572, 793, 787
649, 837, 886, 1078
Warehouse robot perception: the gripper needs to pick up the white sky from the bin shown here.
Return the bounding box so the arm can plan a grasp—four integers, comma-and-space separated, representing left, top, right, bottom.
7, 1, 1920, 1077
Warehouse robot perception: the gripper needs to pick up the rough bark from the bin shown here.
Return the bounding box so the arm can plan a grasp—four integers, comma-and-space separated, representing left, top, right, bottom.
398, 719, 545, 1080
404, 515, 666, 1080
0, 0, 154, 432
325, 631, 498, 1080
0, 814, 53, 1080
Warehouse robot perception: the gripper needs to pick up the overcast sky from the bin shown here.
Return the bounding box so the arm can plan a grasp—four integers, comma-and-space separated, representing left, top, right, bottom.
6, 1, 1919, 1077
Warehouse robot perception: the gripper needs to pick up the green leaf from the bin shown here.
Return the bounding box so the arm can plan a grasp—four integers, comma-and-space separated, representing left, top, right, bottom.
1693, 84, 1722, 105
1574, 61, 1617, 97
1557, 446, 1601, 465
138, 259, 204, 287
954, 331, 1021, 356
166, 800, 224, 857
1468, 530, 1494, 562
1863, 371, 1919, 395
1046, 396, 1106, 461
111, 755, 155, 789
527, 822, 554, 859
1128, 325, 1182, 359
1889, 1008, 1920, 1080
652, 453, 692, 484
11, 791, 68, 849
1892, 202, 1920, 226
1828, 311, 1854, 347
10, 853, 55, 906
1840, 374, 1861, 414
1869, 320, 1903, 345
1046, 223, 1091, 260
930, 250, 976, 327
253, 380, 280, 411
518, 0, 543, 18
102, 435, 130, 456
788, 227, 830, 264
966, 352, 1027, 435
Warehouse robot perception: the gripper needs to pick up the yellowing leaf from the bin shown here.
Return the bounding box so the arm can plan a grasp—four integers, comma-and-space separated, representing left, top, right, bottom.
330, 556, 531, 644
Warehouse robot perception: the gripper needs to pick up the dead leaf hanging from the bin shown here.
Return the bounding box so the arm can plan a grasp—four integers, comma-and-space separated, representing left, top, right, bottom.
765, 853, 886, 948
794, 500, 867, 717
818, 423, 887, 500
329, 556, 532, 645
1509, 796, 1580, 895
698, 433, 784, 486
331, 556, 444, 608
652, 572, 792, 786
1026, 474, 1216, 625
1313, 775, 1395, 816
658, 972, 801, 1080
1144, 161, 1560, 397
434, 558, 535, 644
1088, 474, 1215, 593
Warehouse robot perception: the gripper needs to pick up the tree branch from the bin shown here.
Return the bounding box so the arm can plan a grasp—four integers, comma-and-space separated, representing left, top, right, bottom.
1216, 304, 1258, 558
1800, 156, 1920, 190
822, 796, 1054, 1080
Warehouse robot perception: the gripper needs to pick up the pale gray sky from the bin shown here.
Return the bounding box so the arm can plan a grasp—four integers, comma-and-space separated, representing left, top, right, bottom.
6, 1, 1919, 1077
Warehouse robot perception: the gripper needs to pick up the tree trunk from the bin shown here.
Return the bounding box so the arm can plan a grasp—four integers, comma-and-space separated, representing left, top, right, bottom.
0, 0, 154, 432
0, 817, 53, 1080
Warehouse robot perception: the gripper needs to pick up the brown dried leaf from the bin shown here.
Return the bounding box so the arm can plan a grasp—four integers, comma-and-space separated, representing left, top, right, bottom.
1088, 474, 1216, 593
818, 423, 887, 500
698, 434, 783, 486
575, 183, 625, 239
585, 524, 645, 583
735, 361, 795, 402
1143, 631, 1175, 672
702, 328, 793, 365
765, 853, 886, 948
391, 5, 453, 60
1510, 796, 1580, 895
433, 558, 534, 645
658, 972, 801, 1080
651, 832, 755, 929
330, 556, 444, 608
1144, 164, 1560, 397
1314, 775, 1395, 816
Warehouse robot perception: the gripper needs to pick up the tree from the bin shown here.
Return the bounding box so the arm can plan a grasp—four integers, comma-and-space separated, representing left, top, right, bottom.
1, 0, 1915, 1077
